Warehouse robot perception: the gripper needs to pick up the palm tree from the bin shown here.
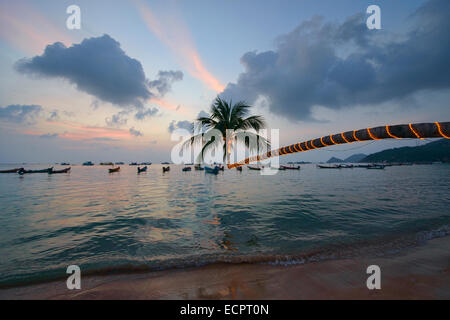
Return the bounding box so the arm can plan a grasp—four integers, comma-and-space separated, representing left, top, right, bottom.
186, 97, 270, 165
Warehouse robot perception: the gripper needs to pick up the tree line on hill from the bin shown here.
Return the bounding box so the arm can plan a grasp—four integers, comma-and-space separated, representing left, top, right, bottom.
325, 139, 450, 163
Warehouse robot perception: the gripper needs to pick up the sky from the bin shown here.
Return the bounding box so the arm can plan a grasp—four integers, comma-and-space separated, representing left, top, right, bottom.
0, 0, 449, 163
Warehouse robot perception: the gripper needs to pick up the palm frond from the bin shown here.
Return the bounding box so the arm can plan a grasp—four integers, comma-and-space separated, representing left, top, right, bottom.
240, 115, 266, 131
197, 136, 221, 163
234, 131, 271, 153
188, 96, 268, 164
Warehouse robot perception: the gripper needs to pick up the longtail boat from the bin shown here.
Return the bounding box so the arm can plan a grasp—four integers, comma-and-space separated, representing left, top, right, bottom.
205, 166, 220, 174
0, 168, 23, 173
18, 167, 53, 175
182, 167, 192, 172
162, 166, 170, 172
317, 164, 341, 169
280, 165, 300, 170
248, 166, 262, 171
109, 167, 120, 173
137, 166, 147, 173
367, 165, 386, 170
49, 167, 71, 174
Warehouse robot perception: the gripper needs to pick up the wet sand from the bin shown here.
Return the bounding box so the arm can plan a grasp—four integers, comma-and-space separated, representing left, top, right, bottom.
1, 235, 449, 300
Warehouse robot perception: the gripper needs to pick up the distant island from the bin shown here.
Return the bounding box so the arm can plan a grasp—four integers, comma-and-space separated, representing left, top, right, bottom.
326, 154, 367, 163
325, 139, 450, 164
287, 161, 311, 164
360, 139, 450, 163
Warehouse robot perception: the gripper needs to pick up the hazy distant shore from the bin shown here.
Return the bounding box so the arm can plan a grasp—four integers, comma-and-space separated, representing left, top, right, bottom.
1, 235, 448, 300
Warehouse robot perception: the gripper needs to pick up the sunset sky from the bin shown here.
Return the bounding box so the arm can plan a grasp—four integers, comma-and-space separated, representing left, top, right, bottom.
1, 0, 449, 163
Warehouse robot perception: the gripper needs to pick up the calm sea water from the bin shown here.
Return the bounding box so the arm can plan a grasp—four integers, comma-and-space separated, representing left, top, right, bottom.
0, 163, 449, 286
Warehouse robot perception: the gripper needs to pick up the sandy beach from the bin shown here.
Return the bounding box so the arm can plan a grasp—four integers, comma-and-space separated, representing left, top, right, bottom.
1, 235, 449, 300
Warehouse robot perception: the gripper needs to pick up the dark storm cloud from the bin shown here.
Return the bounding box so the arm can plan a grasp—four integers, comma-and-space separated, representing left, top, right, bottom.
148, 71, 183, 97
15, 35, 183, 110
15, 35, 150, 108
0, 104, 42, 123
221, 0, 450, 121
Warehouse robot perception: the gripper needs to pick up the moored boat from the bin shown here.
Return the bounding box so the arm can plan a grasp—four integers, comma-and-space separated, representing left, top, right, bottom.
129, 162, 138, 166
18, 167, 53, 175
248, 166, 262, 171
162, 166, 170, 172
0, 168, 23, 173
317, 164, 341, 169
205, 166, 220, 174
280, 165, 300, 170
109, 167, 120, 173
82, 161, 94, 166
367, 165, 386, 170
236, 166, 243, 172
137, 166, 147, 173
49, 167, 71, 174
194, 164, 204, 171
182, 166, 192, 172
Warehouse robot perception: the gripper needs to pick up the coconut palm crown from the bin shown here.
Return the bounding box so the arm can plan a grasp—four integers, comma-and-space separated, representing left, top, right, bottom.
187, 97, 270, 164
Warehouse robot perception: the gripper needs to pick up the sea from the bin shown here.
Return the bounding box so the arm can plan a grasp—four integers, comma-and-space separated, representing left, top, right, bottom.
0, 163, 449, 287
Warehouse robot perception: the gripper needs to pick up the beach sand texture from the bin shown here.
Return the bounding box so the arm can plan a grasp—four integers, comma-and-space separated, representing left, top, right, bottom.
1, 235, 449, 300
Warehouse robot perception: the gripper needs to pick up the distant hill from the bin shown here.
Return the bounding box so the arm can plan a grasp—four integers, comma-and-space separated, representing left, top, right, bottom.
344, 153, 367, 163
327, 157, 344, 163
360, 139, 450, 163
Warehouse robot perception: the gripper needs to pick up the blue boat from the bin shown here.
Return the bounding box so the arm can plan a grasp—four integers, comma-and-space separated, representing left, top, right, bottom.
182, 167, 192, 172
205, 166, 220, 174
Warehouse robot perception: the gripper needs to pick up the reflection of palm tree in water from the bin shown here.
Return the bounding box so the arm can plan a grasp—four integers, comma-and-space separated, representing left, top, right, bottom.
220, 231, 237, 251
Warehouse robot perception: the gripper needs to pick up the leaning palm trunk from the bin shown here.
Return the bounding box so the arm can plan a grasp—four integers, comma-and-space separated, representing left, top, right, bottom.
228, 122, 450, 168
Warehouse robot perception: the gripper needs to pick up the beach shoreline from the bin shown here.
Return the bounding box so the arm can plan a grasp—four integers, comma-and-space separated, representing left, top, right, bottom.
1, 235, 449, 300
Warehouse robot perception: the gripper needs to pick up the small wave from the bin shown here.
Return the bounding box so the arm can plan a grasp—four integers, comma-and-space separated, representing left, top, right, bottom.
1, 224, 449, 289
